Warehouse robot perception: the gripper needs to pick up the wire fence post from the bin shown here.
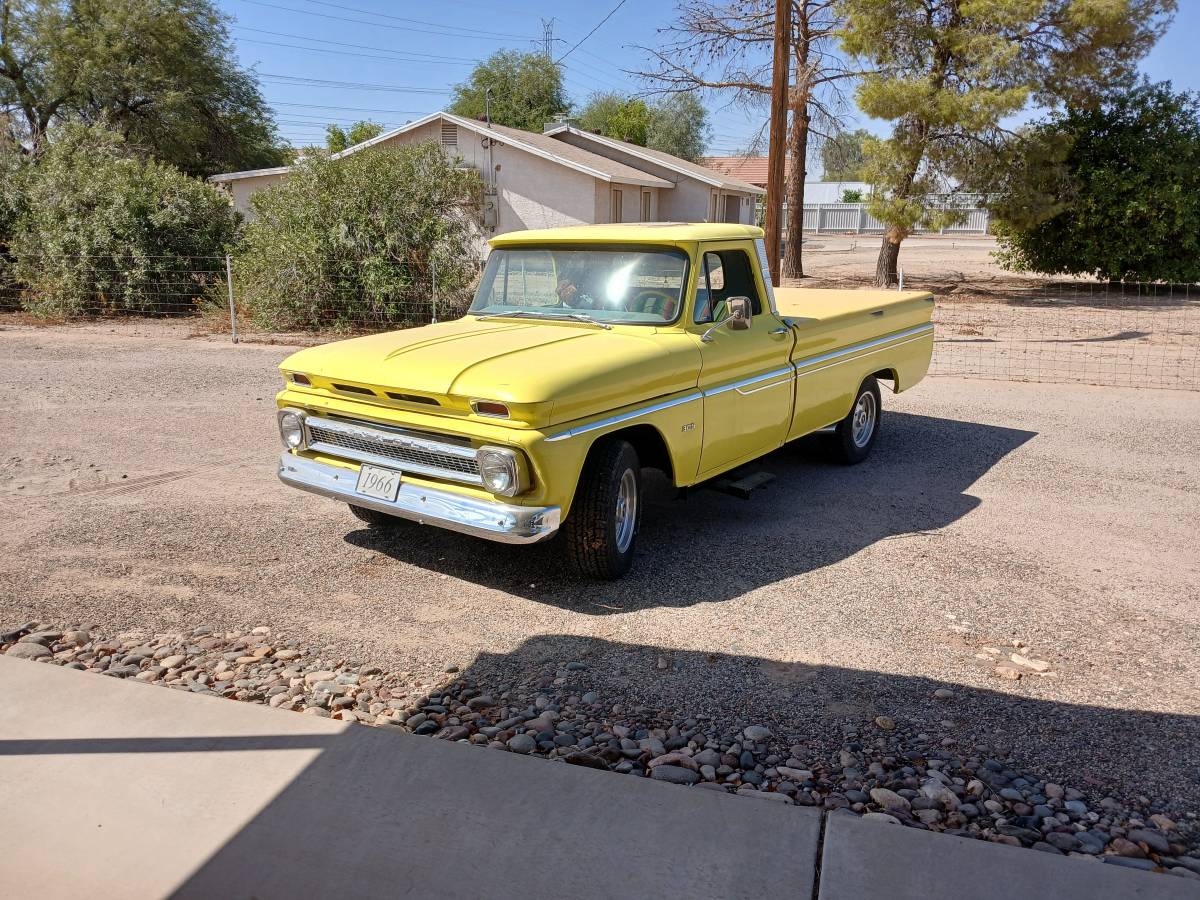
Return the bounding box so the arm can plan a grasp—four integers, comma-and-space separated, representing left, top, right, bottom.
225, 254, 238, 344
430, 257, 438, 324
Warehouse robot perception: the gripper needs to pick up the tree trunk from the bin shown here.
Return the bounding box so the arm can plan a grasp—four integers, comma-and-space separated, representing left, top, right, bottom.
782, 104, 809, 281
875, 227, 903, 287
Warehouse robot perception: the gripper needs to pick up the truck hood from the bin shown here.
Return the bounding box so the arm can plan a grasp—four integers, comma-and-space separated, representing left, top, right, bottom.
280, 317, 700, 429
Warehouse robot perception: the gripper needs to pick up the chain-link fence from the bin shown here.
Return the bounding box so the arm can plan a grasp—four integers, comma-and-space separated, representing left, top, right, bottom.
3, 254, 1197, 390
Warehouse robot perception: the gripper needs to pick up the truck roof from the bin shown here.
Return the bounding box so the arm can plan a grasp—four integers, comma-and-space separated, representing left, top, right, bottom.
489, 223, 766, 246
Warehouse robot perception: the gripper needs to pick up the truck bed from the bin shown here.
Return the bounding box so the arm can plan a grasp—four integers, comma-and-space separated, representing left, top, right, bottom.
774, 288, 934, 326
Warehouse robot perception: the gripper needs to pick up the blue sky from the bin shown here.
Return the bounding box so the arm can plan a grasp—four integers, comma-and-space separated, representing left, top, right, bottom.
217, 0, 1199, 162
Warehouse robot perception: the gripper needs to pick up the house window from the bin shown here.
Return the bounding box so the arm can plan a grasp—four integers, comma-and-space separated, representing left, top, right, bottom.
440, 122, 457, 147
612, 188, 623, 223
641, 191, 651, 222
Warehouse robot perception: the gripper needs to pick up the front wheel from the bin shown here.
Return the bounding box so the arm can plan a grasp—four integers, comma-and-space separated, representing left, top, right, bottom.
562, 439, 641, 579
831, 376, 881, 464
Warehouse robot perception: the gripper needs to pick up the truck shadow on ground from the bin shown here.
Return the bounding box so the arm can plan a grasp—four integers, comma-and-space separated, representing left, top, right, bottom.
345, 411, 1036, 612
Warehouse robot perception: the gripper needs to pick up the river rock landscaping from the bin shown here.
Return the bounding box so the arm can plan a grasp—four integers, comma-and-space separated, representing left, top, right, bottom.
4, 619, 1199, 882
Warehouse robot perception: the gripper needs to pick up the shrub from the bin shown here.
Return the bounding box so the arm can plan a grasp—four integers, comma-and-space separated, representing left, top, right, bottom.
992, 83, 1200, 282
841, 189, 863, 203
9, 123, 238, 317
231, 141, 482, 331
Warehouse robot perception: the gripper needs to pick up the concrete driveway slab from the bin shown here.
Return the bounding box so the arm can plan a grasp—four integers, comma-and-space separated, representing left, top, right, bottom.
818, 810, 1198, 899
0, 657, 821, 900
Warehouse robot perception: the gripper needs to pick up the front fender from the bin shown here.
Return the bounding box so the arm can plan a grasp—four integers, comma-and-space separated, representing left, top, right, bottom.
520, 391, 704, 520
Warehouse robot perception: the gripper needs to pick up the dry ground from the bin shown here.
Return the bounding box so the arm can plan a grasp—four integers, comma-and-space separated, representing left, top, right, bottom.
797, 236, 1200, 390
2, 322, 1199, 817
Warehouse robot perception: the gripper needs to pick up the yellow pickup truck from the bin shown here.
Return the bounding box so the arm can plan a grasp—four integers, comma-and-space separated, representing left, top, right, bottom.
276, 223, 934, 578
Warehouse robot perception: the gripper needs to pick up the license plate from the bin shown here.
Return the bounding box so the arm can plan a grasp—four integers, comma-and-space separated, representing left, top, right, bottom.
355, 464, 402, 502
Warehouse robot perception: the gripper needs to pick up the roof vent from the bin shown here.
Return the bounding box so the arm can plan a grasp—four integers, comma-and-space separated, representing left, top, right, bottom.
440, 122, 457, 147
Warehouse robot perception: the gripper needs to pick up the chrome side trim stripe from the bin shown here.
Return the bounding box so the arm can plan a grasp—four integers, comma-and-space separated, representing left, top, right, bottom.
703, 365, 795, 398
794, 323, 934, 371
542, 324, 933, 442
796, 331, 934, 379
543, 392, 702, 443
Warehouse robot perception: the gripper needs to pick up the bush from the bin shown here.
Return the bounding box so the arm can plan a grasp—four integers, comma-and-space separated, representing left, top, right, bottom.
841, 189, 863, 203
8, 123, 238, 317
231, 141, 482, 331
992, 83, 1200, 282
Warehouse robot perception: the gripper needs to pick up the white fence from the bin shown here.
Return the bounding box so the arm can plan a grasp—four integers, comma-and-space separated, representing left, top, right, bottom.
797, 203, 991, 235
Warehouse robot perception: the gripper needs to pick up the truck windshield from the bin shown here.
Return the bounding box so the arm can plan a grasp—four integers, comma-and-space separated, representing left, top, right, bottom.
469, 247, 689, 325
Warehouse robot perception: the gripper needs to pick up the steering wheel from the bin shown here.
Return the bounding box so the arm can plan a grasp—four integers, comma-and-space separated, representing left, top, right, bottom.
625, 288, 677, 319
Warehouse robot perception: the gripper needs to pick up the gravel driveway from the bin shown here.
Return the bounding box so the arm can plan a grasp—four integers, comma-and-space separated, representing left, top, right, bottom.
2, 322, 1198, 818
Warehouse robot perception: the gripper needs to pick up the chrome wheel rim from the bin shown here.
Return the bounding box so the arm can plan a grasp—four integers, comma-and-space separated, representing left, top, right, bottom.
614, 468, 638, 553
851, 391, 877, 448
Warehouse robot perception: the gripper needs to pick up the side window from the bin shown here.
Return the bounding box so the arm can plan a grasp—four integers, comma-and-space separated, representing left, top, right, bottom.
693, 248, 761, 324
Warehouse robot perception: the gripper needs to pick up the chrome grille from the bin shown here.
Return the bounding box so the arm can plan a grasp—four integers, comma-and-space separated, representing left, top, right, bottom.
304, 415, 481, 485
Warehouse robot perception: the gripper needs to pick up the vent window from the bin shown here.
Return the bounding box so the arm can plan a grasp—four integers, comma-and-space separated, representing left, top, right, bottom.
440, 122, 458, 146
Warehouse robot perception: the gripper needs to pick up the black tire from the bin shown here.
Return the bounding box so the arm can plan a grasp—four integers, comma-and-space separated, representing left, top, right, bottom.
831, 376, 882, 465
562, 439, 641, 580
348, 504, 403, 528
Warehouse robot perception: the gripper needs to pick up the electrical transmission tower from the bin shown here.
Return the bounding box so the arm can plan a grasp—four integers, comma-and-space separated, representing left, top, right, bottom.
541, 18, 555, 57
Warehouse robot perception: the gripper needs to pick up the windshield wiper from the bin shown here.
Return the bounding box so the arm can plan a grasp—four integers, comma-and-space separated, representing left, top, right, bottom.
474, 310, 612, 330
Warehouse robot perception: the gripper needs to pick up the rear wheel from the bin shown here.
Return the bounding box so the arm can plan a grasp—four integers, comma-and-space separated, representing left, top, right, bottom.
831, 377, 881, 464
563, 439, 641, 580
348, 504, 403, 528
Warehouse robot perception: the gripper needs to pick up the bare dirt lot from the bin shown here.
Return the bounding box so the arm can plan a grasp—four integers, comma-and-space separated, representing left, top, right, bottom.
2, 323, 1199, 818
799, 236, 1200, 390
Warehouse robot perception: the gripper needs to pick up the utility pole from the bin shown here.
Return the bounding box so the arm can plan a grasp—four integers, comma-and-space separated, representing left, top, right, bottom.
763, 0, 791, 286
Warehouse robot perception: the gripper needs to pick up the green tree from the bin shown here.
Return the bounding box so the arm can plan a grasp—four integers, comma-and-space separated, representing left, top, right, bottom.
837, 0, 1175, 286
326, 120, 385, 154
646, 93, 709, 162
990, 82, 1200, 282
232, 142, 482, 331
7, 122, 238, 316
821, 129, 869, 181
577, 93, 652, 145
0, 0, 282, 177
449, 50, 568, 132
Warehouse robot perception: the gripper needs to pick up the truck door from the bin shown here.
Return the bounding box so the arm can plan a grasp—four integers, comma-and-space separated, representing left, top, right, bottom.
691, 243, 795, 477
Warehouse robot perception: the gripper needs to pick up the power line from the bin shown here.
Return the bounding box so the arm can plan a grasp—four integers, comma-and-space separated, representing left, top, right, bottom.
555, 0, 628, 64
291, 0, 531, 40
239, 36, 473, 65
258, 73, 450, 94
270, 100, 431, 114
234, 26, 478, 62
236, 0, 532, 42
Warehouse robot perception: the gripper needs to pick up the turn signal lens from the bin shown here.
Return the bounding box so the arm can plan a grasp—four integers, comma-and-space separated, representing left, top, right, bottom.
277, 408, 307, 450
472, 400, 510, 418
476, 445, 529, 497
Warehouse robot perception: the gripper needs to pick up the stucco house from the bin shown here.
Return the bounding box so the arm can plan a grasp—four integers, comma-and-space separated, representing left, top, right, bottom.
208, 111, 763, 258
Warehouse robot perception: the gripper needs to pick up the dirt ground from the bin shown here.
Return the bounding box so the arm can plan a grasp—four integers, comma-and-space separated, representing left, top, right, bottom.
2, 322, 1199, 816
796, 237, 1200, 390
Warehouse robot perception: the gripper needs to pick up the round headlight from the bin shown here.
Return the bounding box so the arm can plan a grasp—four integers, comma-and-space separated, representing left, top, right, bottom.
278, 409, 306, 450
476, 446, 528, 497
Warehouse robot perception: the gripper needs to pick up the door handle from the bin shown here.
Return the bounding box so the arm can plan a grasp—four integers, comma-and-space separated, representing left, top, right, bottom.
769, 326, 790, 335
870, 309, 885, 316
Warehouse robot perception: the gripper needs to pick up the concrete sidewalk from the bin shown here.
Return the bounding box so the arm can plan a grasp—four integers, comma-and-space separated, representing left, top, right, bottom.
0, 657, 1193, 900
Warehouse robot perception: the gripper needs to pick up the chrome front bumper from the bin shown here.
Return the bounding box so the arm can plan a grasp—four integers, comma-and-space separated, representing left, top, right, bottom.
278, 453, 561, 545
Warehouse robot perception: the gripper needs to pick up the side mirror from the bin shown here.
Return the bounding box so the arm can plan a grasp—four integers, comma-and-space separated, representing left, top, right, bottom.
726, 296, 752, 330
700, 295, 754, 343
